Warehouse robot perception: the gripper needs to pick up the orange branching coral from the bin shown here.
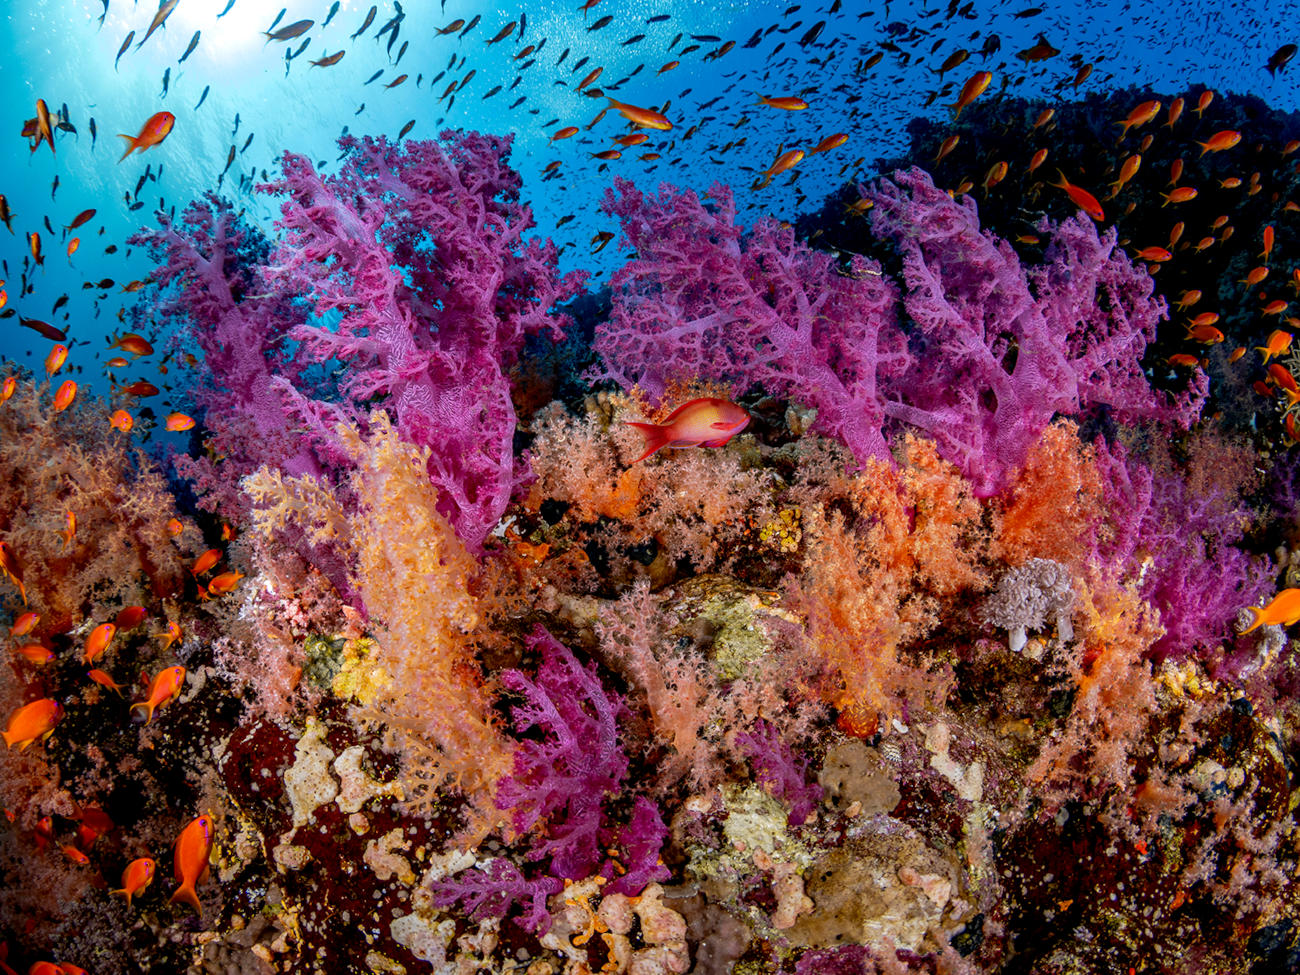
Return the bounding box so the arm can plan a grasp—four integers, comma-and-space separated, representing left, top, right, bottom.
0, 376, 187, 631
993, 420, 1104, 572
900, 435, 991, 596
340, 412, 514, 835
1025, 570, 1162, 816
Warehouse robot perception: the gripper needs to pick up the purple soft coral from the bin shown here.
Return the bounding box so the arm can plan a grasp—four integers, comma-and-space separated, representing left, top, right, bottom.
497, 626, 629, 880
870, 167, 1204, 495
735, 719, 824, 825
263, 133, 586, 549
429, 858, 563, 936
591, 177, 909, 466
602, 797, 671, 896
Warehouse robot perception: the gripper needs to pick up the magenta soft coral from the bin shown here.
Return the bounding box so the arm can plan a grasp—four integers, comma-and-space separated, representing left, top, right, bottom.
264, 133, 586, 549
591, 176, 909, 466
870, 167, 1205, 495
496, 626, 629, 880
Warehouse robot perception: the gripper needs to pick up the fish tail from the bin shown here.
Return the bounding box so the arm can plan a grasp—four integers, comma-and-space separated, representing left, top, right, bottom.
117, 135, 139, 162
1, 729, 12, 749
1240, 605, 1265, 634
130, 701, 155, 724
110, 887, 132, 907
624, 421, 670, 464
169, 881, 202, 916
1257, 346, 1272, 362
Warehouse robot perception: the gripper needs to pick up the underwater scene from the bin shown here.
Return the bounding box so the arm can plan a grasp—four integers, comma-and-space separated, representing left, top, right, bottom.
4, 0, 1300, 972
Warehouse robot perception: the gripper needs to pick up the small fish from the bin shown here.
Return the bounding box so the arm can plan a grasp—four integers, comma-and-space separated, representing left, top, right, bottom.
1197, 129, 1241, 156
132, 665, 186, 724
265, 19, 313, 42
1267, 42, 1297, 76
1015, 33, 1058, 63
169, 814, 215, 915
83, 622, 116, 664
606, 97, 671, 129
351, 5, 377, 40
1241, 588, 1300, 632
217, 0, 237, 16
13, 643, 54, 666
160, 67, 171, 98
322, 1, 340, 28
486, 21, 516, 45
116, 30, 135, 68
2, 698, 62, 750
758, 95, 807, 110
178, 30, 200, 63
112, 858, 157, 907
137, 0, 180, 50
45, 343, 68, 376
10, 611, 40, 637
118, 111, 175, 161
397, 119, 415, 139
89, 117, 97, 150
625, 398, 750, 463
588, 15, 614, 31
0, 540, 25, 604
364, 69, 384, 84
207, 570, 244, 596
951, 70, 991, 119
1051, 171, 1105, 222
622, 33, 646, 45
109, 332, 154, 356
109, 409, 134, 432
460, 14, 481, 37
1161, 186, 1197, 206
165, 412, 195, 431
312, 50, 345, 68
53, 379, 77, 413
194, 86, 210, 110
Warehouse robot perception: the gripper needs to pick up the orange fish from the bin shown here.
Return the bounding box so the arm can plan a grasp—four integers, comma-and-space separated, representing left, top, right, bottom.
10, 611, 39, 637
114, 380, 160, 397
657, 60, 679, 75
1195, 89, 1214, 116
53, 379, 76, 413
28, 231, 43, 266
1185, 324, 1225, 344
809, 132, 848, 155
1220, 176, 1242, 189
165, 413, 195, 432
191, 548, 221, 576
1261, 225, 1275, 263
1161, 186, 1198, 206
1229, 346, 1247, 363
108, 333, 154, 357
758, 95, 808, 111
1264, 299, 1290, 317
58, 510, 76, 550
1242, 266, 1270, 286
1027, 147, 1048, 173
1032, 107, 1054, 129
206, 570, 244, 596
605, 97, 671, 130
34, 97, 55, 154
112, 857, 157, 907
1116, 99, 1160, 139
169, 814, 214, 915
118, 111, 175, 162
62, 844, 90, 866
88, 669, 126, 695
132, 665, 186, 724
1168, 159, 1184, 185
1257, 329, 1293, 363
759, 148, 804, 187
1, 376, 14, 403
1109, 154, 1141, 194
1284, 139, 1300, 156
1211, 215, 1230, 229
1197, 129, 1241, 156
933, 134, 960, 165
106, 356, 130, 368
157, 619, 183, 651
2, 698, 61, 750
1269, 363, 1300, 404
1168, 222, 1185, 247
44, 344, 68, 378
67, 237, 79, 260
1167, 353, 1203, 368
13, 643, 54, 666
982, 160, 1008, 193
166, 518, 184, 536
0, 540, 26, 605
1188, 311, 1221, 328
1240, 588, 1300, 633
950, 70, 992, 119
83, 622, 116, 664
109, 409, 134, 433
550, 126, 579, 142
1165, 97, 1184, 128
1050, 171, 1105, 222
625, 398, 750, 464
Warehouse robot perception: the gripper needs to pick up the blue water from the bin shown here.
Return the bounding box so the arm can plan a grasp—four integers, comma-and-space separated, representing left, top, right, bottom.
0, 0, 1294, 403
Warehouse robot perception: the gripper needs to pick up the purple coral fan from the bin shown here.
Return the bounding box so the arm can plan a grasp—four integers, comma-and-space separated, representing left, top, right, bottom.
136, 132, 585, 551
602, 796, 671, 896
497, 626, 629, 880
870, 167, 1205, 495
590, 176, 909, 465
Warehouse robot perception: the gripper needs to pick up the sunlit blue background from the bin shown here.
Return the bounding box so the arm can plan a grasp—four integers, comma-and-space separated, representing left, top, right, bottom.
1, 0, 1295, 411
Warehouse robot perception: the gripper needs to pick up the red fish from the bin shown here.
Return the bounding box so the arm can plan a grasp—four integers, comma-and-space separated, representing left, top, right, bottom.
950, 70, 992, 119
52, 380, 77, 413
1197, 129, 1241, 156
118, 111, 175, 162
625, 398, 751, 463
83, 622, 117, 664
1050, 172, 1105, 222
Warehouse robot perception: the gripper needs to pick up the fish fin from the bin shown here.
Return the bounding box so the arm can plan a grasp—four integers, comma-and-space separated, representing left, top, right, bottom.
130, 701, 154, 724
116, 135, 138, 162
0, 730, 11, 749
1240, 605, 1265, 634
168, 882, 202, 916
624, 420, 669, 463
